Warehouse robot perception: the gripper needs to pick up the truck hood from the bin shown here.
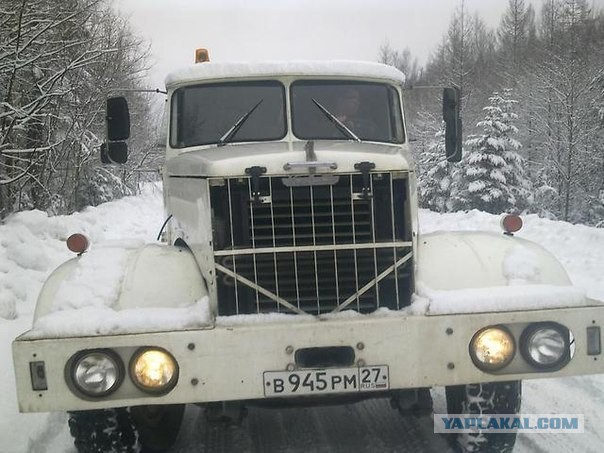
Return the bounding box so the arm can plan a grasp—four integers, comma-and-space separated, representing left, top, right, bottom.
165, 141, 412, 177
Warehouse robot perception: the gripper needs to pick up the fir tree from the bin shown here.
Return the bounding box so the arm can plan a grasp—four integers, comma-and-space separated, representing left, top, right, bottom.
418, 124, 453, 213
451, 89, 533, 214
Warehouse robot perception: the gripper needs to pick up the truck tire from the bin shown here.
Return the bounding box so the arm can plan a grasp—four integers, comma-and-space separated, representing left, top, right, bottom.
445, 381, 522, 453
68, 408, 139, 453
68, 404, 185, 453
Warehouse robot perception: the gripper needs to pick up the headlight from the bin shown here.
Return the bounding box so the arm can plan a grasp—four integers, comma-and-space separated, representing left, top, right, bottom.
70, 350, 123, 397
470, 326, 516, 372
521, 323, 571, 370
130, 348, 179, 394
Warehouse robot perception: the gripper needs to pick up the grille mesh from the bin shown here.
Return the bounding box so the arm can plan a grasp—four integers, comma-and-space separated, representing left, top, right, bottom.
211, 172, 412, 315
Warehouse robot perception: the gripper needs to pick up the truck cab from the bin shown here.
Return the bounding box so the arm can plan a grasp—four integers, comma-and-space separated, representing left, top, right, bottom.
162, 61, 418, 317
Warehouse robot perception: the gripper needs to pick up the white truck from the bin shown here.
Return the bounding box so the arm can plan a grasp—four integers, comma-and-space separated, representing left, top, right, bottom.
12, 58, 604, 453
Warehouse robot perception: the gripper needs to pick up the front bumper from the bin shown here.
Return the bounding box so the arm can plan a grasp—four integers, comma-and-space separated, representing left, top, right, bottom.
13, 305, 604, 412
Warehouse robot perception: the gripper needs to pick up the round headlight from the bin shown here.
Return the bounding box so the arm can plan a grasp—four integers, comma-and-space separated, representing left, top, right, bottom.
470, 326, 516, 372
130, 348, 179, 394
521, 323, 571, 370
70, 350, 123, 397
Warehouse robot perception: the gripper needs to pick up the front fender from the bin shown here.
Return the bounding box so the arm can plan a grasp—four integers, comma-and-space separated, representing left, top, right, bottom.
416, 231, 571, 291
30, 243, 210, 336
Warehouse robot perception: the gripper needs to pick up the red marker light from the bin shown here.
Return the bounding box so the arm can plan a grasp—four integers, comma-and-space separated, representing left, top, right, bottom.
66, 234, 89, 254
501, 214, 523, 234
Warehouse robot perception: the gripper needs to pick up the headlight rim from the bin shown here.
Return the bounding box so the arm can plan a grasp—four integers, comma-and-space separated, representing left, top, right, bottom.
520, 322, 572, 371
469, 325, 516, 372
129, 346, 179, 395
67, 348, 124, 398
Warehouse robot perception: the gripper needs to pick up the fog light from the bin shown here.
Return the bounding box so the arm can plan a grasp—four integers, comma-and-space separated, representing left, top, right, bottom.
70, 350, 123, 397
470, 326, 516, 372
130, 348, 178, 394
521, 323, 571, 370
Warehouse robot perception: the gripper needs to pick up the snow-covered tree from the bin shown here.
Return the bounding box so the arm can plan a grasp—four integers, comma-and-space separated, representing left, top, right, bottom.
385, 0, 604, 225
0, 0, 158, 219
451, 89, 533, 214
418, 124, 454, 212
497, 0, 536, 82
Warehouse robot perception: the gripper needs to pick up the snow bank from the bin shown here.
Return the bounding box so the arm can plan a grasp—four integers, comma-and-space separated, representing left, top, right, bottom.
0, 186, 163, 321
1, 188, 165, 452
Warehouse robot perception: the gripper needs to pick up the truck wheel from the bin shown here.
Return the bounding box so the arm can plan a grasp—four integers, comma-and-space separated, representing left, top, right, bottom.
68, 404, 185, 453
68, 408, 139, 453
445, 381, 522, 453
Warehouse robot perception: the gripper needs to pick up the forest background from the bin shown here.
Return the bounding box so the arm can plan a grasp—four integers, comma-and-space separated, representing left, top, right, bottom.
1, 0, 603, 225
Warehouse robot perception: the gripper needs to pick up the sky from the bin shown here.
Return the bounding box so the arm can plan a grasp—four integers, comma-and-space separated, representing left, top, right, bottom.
117, 0, 603, 89
113, 0, 511, 89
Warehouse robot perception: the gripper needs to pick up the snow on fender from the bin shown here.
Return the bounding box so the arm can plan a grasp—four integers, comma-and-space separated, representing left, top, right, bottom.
416, 230, 571, 290
414, 231, 588, 314
26, 242, 210, 339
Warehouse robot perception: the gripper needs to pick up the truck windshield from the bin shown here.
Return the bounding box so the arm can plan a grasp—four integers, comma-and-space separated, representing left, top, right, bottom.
290, 80, 405, 143
170, 81, 286, 147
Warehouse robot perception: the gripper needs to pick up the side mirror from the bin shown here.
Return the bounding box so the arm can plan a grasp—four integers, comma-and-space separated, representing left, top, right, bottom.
106, 96, 130, 141
101, 142, 128, 164
443, 87, 462, 162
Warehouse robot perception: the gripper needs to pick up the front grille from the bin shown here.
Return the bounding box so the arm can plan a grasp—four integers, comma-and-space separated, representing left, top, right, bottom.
211, 172, 412, 315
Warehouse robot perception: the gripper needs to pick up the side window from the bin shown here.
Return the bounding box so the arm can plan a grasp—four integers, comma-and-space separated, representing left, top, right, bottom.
388, 87, 405, 143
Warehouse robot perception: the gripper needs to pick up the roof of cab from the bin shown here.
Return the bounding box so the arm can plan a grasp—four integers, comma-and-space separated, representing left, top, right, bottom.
165, 60, 406, 88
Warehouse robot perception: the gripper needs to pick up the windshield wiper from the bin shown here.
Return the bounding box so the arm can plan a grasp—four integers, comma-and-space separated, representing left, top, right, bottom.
217, 99, 264, 146
311, 98, 361, 142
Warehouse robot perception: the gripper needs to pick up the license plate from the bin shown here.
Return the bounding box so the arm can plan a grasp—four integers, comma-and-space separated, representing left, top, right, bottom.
263, 365, 389, 397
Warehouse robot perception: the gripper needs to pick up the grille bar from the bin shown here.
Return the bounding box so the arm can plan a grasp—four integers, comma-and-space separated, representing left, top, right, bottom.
389, 174, 400, 309
214, 241, 411, 256
310, 185, 320, 312
248, 178, 261, 313
289, 185, 302, 309
350, 176, 360, 311
330, 184, 341, 307
226, 179, 240, 313
269, 177, 281, 312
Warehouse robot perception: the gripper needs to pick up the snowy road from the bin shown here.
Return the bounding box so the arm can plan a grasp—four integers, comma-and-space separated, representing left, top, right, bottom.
1, 188, 603, 452
169, 399, 451, 453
